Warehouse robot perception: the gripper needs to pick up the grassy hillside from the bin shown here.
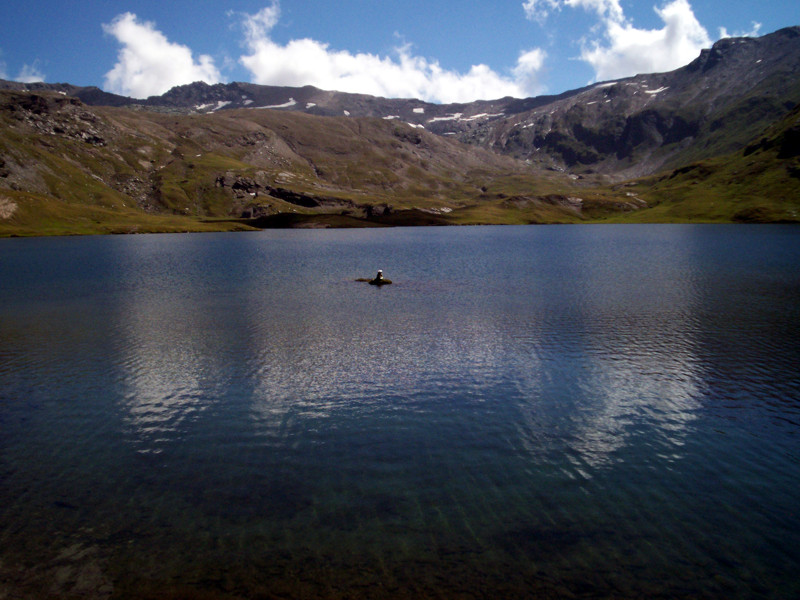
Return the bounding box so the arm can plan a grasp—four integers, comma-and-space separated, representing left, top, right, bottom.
607, 104, 800, 223
1, 89, 799, 235
0, 90, 601, 235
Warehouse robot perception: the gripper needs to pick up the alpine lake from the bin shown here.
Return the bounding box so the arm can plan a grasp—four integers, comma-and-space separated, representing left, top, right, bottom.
1, 224, 799, 599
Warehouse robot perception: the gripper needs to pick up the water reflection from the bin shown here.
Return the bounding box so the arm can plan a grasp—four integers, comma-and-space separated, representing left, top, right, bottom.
105, 226, 713, 470
116, 305, 209, 452
107, 235, 251, 452
570, 313, 704, 466
484, 227, 708, 471
1, 226, 799, 598
244, 292, 514, 429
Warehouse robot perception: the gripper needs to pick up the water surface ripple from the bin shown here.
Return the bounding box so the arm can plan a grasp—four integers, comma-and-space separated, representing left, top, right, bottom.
1, 225, 799, 599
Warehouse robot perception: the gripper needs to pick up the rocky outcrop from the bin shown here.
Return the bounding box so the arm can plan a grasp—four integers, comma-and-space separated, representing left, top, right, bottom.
2, 92, 107, 146
214, 172, 368, 216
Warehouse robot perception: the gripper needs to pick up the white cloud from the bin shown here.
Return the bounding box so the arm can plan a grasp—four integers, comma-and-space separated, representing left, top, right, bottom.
524, 0, 624, 24
522, 0, 562, 23
16, 61, 45, 83
568, 0, 625, 23
239, 1, 546, 103
513, 48, 548, 93
525, 0, 712, 82
0, 53, 45, 83
240, 4, 280, 40
102, 13, 223, 98
719, 22, 762, 39
583, 0, 712, 80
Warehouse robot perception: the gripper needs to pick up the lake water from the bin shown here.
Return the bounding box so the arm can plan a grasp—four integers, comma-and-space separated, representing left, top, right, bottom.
1, 225, 799, 599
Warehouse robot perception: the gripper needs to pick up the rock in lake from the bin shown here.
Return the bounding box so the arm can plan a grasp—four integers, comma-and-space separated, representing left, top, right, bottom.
356, 270, 392, 285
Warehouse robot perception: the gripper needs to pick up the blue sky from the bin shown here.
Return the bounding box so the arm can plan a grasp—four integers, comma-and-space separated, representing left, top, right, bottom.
0, 1, 795, 103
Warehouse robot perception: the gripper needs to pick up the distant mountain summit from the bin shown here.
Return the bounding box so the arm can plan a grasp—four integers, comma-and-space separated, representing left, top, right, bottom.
479, 25, 800, 177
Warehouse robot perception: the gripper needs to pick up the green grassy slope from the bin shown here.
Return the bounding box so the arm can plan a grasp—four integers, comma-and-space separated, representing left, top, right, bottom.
607, 104, 800, 223
0, 90, 596, 235
1, 89, 799, 235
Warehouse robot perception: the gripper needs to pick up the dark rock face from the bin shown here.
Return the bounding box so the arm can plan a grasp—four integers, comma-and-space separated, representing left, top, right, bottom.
365, 204, 391, 218
778, 124, 800, 158
213, 172, 368, 216
744, 118, 800, 160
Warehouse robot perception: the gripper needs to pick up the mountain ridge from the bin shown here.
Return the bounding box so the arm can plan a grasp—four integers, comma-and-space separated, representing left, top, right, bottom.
1, 26, 799, 235
3, 26, 797, 180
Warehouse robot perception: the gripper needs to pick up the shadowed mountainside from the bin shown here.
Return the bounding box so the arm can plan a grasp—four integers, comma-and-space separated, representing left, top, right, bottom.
609, 103, 800, 223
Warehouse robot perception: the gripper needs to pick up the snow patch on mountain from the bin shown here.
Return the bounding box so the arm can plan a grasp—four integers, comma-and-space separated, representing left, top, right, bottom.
462, 112, 504, 121
427, 113, 463, 123
258, 98, 297, 109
